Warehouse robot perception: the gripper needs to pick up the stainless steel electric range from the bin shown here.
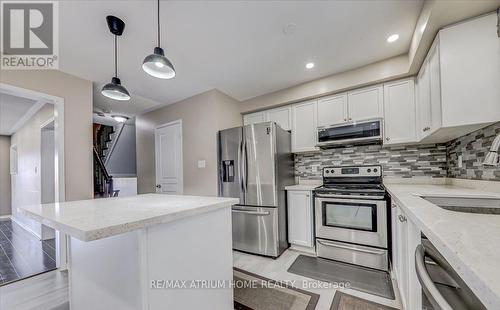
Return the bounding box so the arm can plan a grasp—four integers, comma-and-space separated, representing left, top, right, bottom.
314, 165, 389, 271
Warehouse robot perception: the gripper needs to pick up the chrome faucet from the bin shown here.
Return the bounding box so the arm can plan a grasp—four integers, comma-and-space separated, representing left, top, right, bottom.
483, 133, 500, 166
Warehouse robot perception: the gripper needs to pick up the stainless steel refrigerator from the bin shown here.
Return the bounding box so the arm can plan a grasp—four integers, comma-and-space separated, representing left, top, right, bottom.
218, 122, 294, 258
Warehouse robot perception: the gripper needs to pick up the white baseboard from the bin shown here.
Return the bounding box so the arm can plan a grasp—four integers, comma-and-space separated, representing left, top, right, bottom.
11, 216, 42, 240
0, 215, 12, 220
289, 244, 316, 255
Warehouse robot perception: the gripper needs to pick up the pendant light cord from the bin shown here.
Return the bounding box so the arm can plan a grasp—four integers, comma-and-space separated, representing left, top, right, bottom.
157, 0, 161, 47
114, 35, 117, 77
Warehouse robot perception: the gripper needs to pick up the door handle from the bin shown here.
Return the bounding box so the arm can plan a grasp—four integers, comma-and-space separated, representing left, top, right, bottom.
156, 184, 161, 189
415, 244, 453, 310
241, 138, 248, 193
232, 209, 270, 216
317, 240, 386, 255
237, 140, 244, 192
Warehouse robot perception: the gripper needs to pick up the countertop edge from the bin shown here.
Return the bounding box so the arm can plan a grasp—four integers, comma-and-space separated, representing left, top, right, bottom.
385, 184, 500, 309
18, 198, 238, 242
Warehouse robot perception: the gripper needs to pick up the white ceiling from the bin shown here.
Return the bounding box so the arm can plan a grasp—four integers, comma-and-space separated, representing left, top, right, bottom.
0, 92, 39, 135
59, 0, 424, 116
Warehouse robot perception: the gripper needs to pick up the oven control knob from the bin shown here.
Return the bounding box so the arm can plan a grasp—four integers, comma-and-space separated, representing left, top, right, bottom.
367, 168, 371, 173
374, 168, 378, 173
325, 170, 329, 174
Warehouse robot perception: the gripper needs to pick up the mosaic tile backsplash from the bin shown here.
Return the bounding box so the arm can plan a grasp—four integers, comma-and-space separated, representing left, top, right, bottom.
294, 144, 448, 180
295, 122, 500, 182
446, 122, 500, 181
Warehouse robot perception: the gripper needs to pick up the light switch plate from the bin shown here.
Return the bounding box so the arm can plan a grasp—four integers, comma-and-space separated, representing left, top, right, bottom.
312, 165, 319, 173
197, 160, 206, 169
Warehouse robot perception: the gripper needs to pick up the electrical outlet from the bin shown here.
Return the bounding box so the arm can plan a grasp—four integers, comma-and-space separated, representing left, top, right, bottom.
197, 160, 206, 169
458, 155, 463, 168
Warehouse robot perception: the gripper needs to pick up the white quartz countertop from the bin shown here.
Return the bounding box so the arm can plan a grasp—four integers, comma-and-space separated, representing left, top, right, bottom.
19, 194, 239, 242
384, 183, 500, 309
285, 184, 321, 191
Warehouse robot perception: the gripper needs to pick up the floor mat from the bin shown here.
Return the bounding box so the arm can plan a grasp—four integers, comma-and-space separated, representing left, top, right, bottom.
330, 291, 398, 310
234, 268, 319, 310
287, 255, 395, 300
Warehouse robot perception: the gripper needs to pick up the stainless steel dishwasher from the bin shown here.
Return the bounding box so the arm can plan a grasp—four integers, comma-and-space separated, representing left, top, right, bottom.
415, 236, 486, 310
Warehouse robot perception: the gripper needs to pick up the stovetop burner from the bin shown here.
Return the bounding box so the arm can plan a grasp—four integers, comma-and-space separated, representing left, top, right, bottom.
315, 165, 386, 198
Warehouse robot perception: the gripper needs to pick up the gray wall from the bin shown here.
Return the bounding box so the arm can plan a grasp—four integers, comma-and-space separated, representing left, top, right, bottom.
106, 123, 137, 177
1, 70, 94, 202
0, 135, 11, 216
295, 144, 447, 181
447, 122, 500, 181
136, 89, 241, 196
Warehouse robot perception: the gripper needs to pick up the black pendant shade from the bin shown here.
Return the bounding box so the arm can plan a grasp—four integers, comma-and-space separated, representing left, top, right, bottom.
142, 0, 176, 79
101, 16, 131, 101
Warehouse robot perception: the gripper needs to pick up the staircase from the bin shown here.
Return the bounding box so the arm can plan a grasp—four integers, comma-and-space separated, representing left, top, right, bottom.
93, 124, 119, 198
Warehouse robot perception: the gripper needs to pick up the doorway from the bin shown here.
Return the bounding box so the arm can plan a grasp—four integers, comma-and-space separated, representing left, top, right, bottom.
40, 119, 56, 240
154, 120, 183, 194
0, 83, 66, 285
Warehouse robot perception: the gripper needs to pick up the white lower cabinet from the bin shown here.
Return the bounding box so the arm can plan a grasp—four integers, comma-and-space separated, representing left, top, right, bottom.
287, 190, 314, 249
392, 202, 422, 310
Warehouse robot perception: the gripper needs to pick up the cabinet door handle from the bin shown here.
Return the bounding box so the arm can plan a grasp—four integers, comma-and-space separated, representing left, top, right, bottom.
423, 127, 430, 132
348, 118, 352, 121
344, 118, 347, 121
386, 137, 390, 141
398, 214, 407, 222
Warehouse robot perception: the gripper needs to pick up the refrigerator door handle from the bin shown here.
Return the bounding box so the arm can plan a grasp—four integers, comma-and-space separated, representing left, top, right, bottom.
242, 138, 248, 193
237, 140, 244, 193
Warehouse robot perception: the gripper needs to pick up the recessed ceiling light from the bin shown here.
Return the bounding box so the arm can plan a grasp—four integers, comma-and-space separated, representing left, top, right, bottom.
111, 115, 129, 123
387, 34, 399, 43
305, 62, 315, 69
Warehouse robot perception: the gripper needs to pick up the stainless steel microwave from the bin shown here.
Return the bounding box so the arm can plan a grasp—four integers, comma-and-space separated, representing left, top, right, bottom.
316, 119, 382, 148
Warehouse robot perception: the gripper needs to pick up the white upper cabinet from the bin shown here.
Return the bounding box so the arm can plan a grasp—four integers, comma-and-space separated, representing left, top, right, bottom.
291, 100, 318, 152
416, 13, 500, 143
438, 13, 500, 126
416, 60, 432, 140
383, 78, 417, 145
317, 93, 348, 127
428, 42, 443, 133
347, 85, 384, 122
266, 106, 292, 131
243, 111, 265, 126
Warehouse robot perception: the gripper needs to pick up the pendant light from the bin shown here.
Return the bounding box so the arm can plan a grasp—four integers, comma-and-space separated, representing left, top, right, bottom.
101, 16, 131, 101
142, 0, 176, 79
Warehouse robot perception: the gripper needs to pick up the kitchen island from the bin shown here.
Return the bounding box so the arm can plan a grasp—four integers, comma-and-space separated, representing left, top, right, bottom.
19, 194, 239, 310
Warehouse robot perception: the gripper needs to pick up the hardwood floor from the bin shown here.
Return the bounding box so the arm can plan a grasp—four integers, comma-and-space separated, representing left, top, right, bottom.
0, 269, 69, 310
0, 219, 56, 285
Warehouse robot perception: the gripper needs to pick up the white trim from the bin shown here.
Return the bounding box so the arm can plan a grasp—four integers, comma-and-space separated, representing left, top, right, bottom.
0, 83, 67, 270
154, 119, 183, 195
11, 216, 41, 239
0, 215, 11, 220
7, 99, 46, 135
40, 116, 55, 130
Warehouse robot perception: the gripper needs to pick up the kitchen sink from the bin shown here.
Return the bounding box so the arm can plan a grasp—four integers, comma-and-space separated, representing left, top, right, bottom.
420, 195, 500, 214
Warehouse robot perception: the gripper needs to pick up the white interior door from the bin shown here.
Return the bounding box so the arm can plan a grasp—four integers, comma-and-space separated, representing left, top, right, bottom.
155, 120, 183, 194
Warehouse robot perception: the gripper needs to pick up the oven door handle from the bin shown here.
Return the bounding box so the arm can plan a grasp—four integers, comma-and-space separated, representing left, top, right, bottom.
415, 244, 453, 310
315, 193, 385, 200
317, 240, 386, 255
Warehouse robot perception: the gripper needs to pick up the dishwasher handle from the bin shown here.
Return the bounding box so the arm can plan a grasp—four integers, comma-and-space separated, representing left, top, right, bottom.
415, 244, 453, 310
